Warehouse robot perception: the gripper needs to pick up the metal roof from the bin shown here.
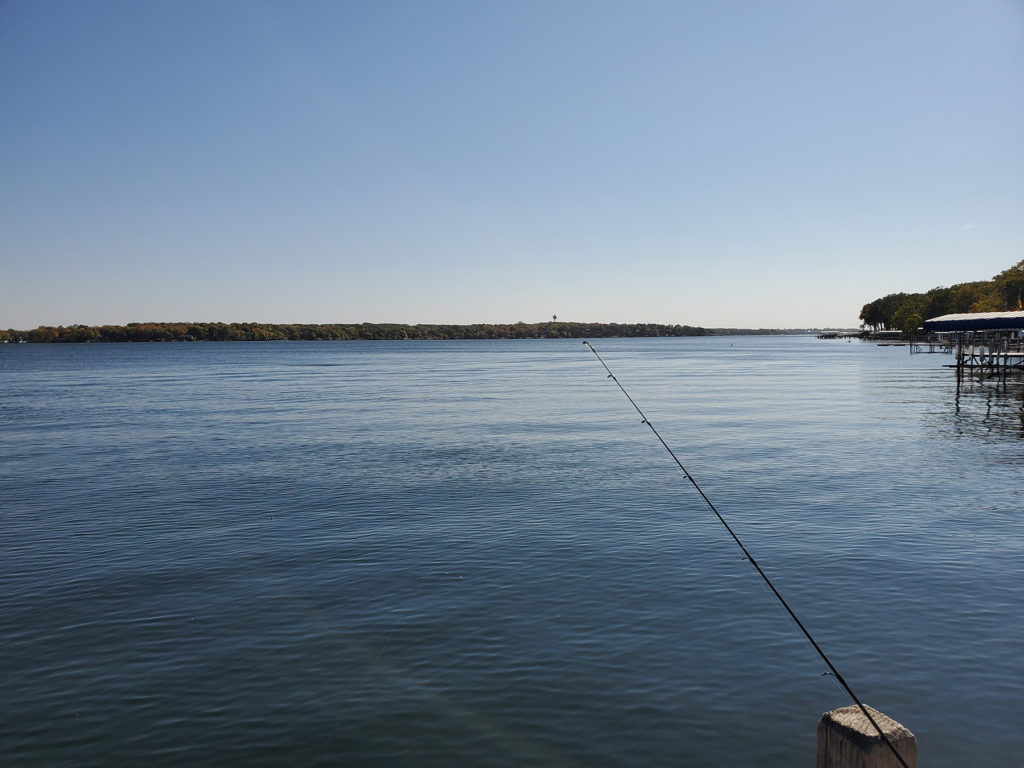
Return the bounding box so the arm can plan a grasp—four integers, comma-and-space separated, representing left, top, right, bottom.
923, 311, 1024, 331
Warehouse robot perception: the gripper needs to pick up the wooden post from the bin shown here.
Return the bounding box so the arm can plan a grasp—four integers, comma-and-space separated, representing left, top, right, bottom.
817, 705, 916, 768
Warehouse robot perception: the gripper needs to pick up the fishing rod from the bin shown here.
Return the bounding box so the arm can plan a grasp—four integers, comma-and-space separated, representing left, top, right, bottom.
582, 341, 910, 768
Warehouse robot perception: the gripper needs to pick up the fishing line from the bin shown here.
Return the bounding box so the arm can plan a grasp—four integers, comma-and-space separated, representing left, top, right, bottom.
582, 341, 909, 768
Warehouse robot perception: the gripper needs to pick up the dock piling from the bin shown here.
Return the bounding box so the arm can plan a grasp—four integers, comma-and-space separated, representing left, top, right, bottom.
817, 705, 916, 768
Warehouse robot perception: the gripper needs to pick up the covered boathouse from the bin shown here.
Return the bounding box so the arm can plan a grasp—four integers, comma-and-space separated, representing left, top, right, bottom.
922, 311, 1024, 374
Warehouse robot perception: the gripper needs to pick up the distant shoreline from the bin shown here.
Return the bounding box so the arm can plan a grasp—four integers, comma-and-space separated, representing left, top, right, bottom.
2, 322, 851, 343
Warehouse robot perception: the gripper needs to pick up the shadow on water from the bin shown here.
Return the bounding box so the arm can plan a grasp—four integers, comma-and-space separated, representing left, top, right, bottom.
950, 372, 1024, 440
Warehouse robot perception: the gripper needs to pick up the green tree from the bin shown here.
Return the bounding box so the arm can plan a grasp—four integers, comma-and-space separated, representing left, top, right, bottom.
891, 297, 926, 335
990, 259, 1024, 311
921, 287, 953, 319
859, 299, 887, 330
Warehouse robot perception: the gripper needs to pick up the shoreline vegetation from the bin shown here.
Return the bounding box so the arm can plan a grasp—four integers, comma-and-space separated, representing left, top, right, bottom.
860, 259, 1024, 333
0, 322, 835, 343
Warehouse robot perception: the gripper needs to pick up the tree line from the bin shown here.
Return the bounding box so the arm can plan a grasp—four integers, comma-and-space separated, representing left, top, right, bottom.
859, 260, 1024, 333
0, 321, 718, 343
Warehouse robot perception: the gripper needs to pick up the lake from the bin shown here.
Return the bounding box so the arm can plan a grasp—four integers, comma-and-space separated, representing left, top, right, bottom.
1, 336, 1021, 766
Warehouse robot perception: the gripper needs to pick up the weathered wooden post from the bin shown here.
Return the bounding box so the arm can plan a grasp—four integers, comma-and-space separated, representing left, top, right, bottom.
817, 705, 916, 768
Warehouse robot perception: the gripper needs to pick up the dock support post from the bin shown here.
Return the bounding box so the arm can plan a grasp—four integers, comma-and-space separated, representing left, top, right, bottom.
817, 705, 916, 768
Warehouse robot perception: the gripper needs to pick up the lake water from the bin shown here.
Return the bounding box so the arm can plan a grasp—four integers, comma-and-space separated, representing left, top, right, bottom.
1, 336, 1022, 767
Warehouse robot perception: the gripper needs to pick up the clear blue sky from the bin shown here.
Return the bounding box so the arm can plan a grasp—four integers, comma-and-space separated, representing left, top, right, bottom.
2, 0, 1022, 329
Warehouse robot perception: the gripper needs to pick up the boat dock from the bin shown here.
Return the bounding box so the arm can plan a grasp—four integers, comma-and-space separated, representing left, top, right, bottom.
921, 311, 1024, 375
